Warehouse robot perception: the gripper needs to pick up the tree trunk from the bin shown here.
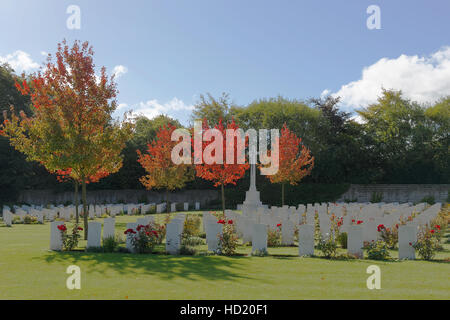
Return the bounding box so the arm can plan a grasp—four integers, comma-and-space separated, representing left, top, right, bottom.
221, 184, 226, 216
82, 180, 88, 240
281, 182, 285, 207
74, 181, 79, 224
166, 189, 170, 213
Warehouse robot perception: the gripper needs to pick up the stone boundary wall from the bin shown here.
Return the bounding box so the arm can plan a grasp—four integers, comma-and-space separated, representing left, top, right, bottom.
17, 189, 219, 206
15, 184, 449, 206
338, 184, 449, 203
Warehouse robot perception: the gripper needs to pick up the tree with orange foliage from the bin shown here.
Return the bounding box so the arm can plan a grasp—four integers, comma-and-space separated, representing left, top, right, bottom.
0, 40, 132, 238
194, 119, 249, 214
137, 124, 194, 213
265, 123, 314, 206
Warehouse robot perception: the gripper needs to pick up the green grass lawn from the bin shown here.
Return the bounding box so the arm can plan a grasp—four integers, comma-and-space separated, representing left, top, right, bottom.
0, 213, 449, 300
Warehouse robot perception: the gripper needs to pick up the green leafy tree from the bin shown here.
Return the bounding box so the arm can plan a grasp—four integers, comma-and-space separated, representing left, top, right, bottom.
191, 92, 235, 126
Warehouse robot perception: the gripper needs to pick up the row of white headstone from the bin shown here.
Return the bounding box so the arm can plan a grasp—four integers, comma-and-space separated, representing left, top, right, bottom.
225, 202, 441, 259
49, 215, 420, 259
50, 218, 116, 251
2, 201, 201, 226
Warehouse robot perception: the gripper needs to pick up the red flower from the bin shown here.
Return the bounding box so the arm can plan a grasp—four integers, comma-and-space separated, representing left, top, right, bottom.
430, 229, 435, 234
352, 219, 355, 223
124, 228, 136, 235
277, 223, 282, 227
217, 219, 226, 224
77, 227, 83, 231
357, 220, 363, 225
228, 220, 233, 224
57, 225, 67, 232
377, 224, 385, 232
409, 242, 412, 246
435, 225, 441, 230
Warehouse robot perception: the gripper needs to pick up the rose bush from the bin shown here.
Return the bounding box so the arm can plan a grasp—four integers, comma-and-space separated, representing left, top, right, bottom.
59, 224, 83, 251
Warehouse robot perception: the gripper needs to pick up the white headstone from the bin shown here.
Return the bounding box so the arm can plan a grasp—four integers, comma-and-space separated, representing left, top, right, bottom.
281, 220, 295, 246
242, 218, 253, 244
50, 221, 65, 251
195, 202, 200, 210
171, 202, 177, 212
398, 225, 417, 260
156, 203, 166, 214
36, 212, 44, 224
184, 202, 189, 211
103, 218, 115, 240
136, 217, 151, 226
252, 224, 268, 254
347, 225, 363, 258
87, 222, 102, 248
166, 221, 183, 255
89, 207, 95, 219
3, 210, 12, 226
125, 222, 138, 253
362, 220, 377, 243
205, 221, 223, 252
202, 212, 215, 232
298, 224, 314, 256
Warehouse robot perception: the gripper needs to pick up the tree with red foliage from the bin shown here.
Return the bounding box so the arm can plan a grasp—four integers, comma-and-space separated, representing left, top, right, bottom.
265, 123, 314, 206
137, 124, 194, 213
193, 119, 249, 214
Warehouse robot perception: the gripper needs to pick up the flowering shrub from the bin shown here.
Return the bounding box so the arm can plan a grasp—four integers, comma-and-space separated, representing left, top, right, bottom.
377, 224, 398, 249
317, 214, 343, 258
59, 224, 83, 251
430, 210, 448, 247
183, 215, 201, 238
125, 223, 159, 254
24, 215, 38, 224
317, 235, 338, 258
218, 220, 239, 256
182, 236, 204, 247
251, 248, 268, 257
103, 235, 121, 253
155, 223, 166, 244
351, 219, 364, 225
413, 225, 440, 260
267, 224, 282, 247
364, 240, 390, 260
181, 215, 202, 248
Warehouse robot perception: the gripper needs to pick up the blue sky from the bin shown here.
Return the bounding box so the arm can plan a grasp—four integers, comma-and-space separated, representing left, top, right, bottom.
1, 0, 449, 125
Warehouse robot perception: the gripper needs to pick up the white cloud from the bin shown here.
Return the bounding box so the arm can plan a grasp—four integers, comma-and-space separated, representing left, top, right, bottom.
40, 51, 48, 56
112, 65, 128, 79
0, 50, 40, 73
117, 103, 129, 110
350, 114, 365, 124
320, 89, 330, 98
129, 98, 194, 120
327, 47, 450, 110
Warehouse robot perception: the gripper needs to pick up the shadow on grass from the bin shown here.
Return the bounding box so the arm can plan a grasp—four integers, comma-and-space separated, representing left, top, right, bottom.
33, 251, 257, 282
